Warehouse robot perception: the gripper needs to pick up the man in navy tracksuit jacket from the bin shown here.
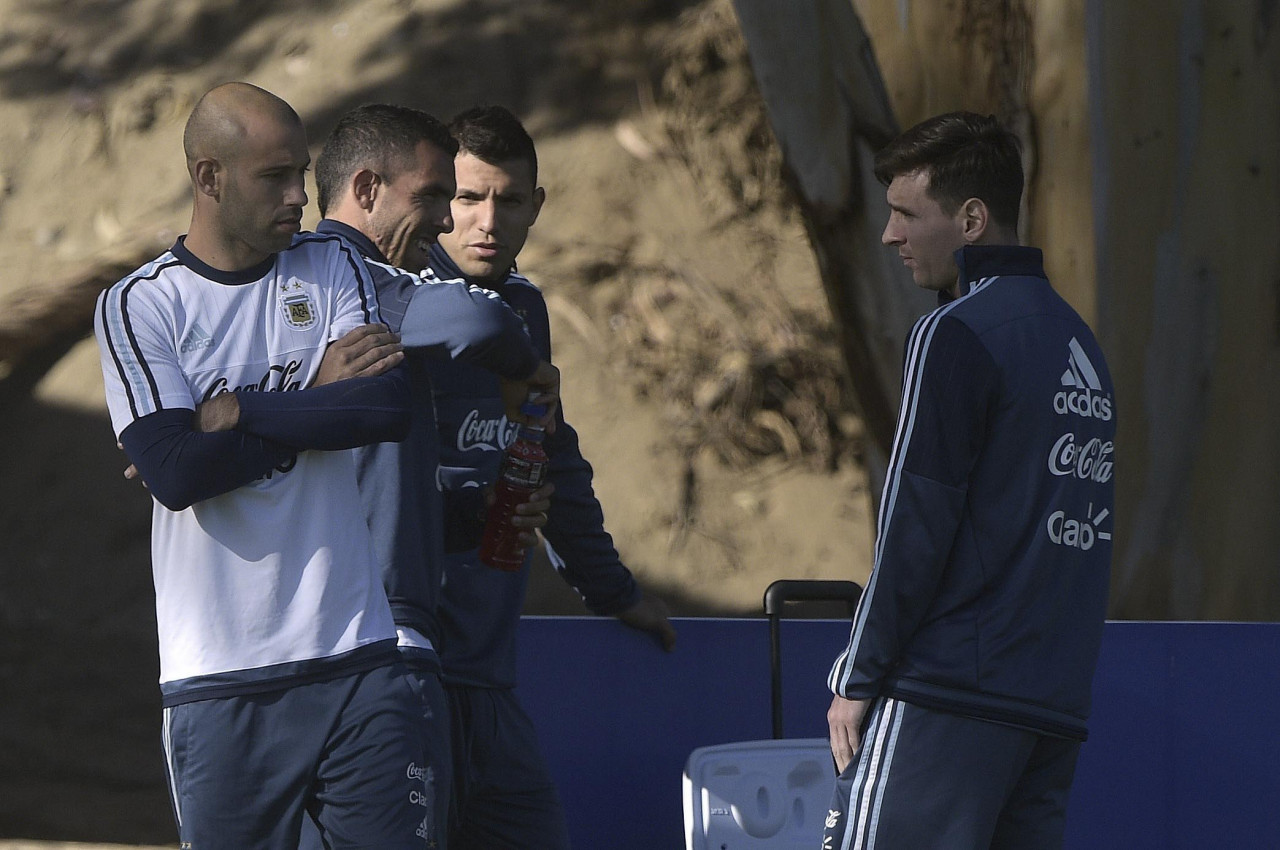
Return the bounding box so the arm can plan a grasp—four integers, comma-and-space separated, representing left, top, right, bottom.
300, 104, 559, 849
824, 113, 1115, 849
426, 105, 677, 850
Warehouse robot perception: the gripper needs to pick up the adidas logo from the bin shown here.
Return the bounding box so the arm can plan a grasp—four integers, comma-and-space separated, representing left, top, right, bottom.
180, 323, 214, 354
1061, 337, 1102, 391
1053, 338, 1112, 420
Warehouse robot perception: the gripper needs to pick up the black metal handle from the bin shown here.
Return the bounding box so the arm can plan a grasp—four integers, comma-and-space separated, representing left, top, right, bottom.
764, 579, 863, 617
764, 579, 863, 739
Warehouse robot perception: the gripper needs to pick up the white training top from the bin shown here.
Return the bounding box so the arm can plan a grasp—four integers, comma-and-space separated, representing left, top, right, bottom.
95, 234, 397, 699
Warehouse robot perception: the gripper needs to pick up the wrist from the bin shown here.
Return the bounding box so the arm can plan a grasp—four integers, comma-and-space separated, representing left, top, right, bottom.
195, 392, 241, 433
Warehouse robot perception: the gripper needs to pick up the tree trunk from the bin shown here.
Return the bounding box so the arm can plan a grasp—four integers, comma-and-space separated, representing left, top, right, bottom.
730, 0, 935, 502
732, 0, 1280, 618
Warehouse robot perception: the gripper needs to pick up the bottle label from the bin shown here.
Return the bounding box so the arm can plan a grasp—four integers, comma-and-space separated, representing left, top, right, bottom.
499, 454, 546, 489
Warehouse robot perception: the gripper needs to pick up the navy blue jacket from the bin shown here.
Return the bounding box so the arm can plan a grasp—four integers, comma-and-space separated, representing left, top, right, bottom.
425, 244, 640, 689
316, 220, 540, 669
828, 246, 1115, 740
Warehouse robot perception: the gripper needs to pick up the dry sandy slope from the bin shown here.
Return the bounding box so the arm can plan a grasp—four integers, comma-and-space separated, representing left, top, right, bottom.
0, 0, 870, 841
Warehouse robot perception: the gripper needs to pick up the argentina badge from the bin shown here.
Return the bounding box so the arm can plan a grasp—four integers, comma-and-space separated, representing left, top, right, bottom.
278, 276, 318, 330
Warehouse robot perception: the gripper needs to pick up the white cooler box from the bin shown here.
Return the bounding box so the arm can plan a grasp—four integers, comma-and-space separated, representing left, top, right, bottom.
683, 737, 835, 849
682, 580, 862, 850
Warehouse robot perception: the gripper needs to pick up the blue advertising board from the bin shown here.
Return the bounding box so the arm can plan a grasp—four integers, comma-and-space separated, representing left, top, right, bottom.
516, 618, 1280, 849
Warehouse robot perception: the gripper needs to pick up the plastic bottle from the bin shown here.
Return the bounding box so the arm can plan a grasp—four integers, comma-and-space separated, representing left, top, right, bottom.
478, 397, 549, 571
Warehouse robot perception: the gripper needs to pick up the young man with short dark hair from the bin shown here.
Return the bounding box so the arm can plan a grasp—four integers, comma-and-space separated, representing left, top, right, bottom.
427, 105, 677, 850
824, 111, 1116, 849
308, 101, 560, 848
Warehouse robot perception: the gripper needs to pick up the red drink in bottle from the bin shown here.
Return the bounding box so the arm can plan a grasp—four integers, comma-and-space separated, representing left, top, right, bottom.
478, 403, 548, 571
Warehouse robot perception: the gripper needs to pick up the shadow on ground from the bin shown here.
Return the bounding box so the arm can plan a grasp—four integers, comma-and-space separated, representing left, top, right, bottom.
0, 347, 169, 842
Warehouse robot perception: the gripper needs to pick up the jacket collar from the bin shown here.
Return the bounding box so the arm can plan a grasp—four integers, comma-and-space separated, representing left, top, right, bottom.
943, 244, 1046, 303
316, 219, 388, 264
426, 242, 516, 289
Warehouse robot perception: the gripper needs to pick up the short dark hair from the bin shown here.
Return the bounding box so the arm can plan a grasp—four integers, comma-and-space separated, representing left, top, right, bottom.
448, 105, 538, 186
315, 103, 458, 216
873, 111, 1023, 230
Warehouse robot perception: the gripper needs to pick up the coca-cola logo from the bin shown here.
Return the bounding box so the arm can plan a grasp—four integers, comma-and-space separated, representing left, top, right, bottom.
201, 359, 305, 400
199, 361, 305, 481
456, 409, 519, 452
1047, 433, 1114, 483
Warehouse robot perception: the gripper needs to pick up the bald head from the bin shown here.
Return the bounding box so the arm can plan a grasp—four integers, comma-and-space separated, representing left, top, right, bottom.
180, 82, 311, 270
183, 82, 303, 172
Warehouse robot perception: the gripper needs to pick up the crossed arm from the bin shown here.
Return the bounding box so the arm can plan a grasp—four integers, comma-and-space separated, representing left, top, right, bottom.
120, 326, 411, 511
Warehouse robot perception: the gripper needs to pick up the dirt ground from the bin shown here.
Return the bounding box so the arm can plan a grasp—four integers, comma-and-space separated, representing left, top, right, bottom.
0, 0, 872, 842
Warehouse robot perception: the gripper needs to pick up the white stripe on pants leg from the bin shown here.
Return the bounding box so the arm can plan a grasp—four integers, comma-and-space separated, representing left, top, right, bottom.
162, 706, 182, 827
839, 698, 903, 850
865, 700, 906, 849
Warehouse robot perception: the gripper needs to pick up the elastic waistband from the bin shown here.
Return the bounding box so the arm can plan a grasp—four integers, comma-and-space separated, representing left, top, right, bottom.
160, 640, 400, 707
887, 677, 1089, 741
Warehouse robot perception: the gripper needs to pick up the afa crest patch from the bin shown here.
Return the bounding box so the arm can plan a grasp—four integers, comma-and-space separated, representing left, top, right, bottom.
279, 277, 318, 330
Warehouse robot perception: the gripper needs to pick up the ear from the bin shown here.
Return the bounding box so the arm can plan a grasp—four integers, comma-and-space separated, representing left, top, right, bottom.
351, 169, 381, 213
528, 186, 546, 228
192, 158, 222, 201
959, 197, 989, 243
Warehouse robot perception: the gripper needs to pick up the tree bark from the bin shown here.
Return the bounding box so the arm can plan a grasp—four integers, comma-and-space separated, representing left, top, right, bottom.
730, 0, 935, 501
733, 0, 1280, 618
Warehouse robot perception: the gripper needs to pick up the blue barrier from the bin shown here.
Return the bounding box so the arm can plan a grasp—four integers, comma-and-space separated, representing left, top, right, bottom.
515, 618, 1280, 849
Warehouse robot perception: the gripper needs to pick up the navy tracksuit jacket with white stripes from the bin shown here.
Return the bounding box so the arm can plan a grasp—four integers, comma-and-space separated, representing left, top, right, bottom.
315, 219, 541, 666
424, 243, 640, 690
829, 245, 1115, 741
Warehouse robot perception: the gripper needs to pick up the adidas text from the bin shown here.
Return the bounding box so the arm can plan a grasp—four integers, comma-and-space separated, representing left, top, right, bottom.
180, 324, 214, 353
1053, 387, 1113, 421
